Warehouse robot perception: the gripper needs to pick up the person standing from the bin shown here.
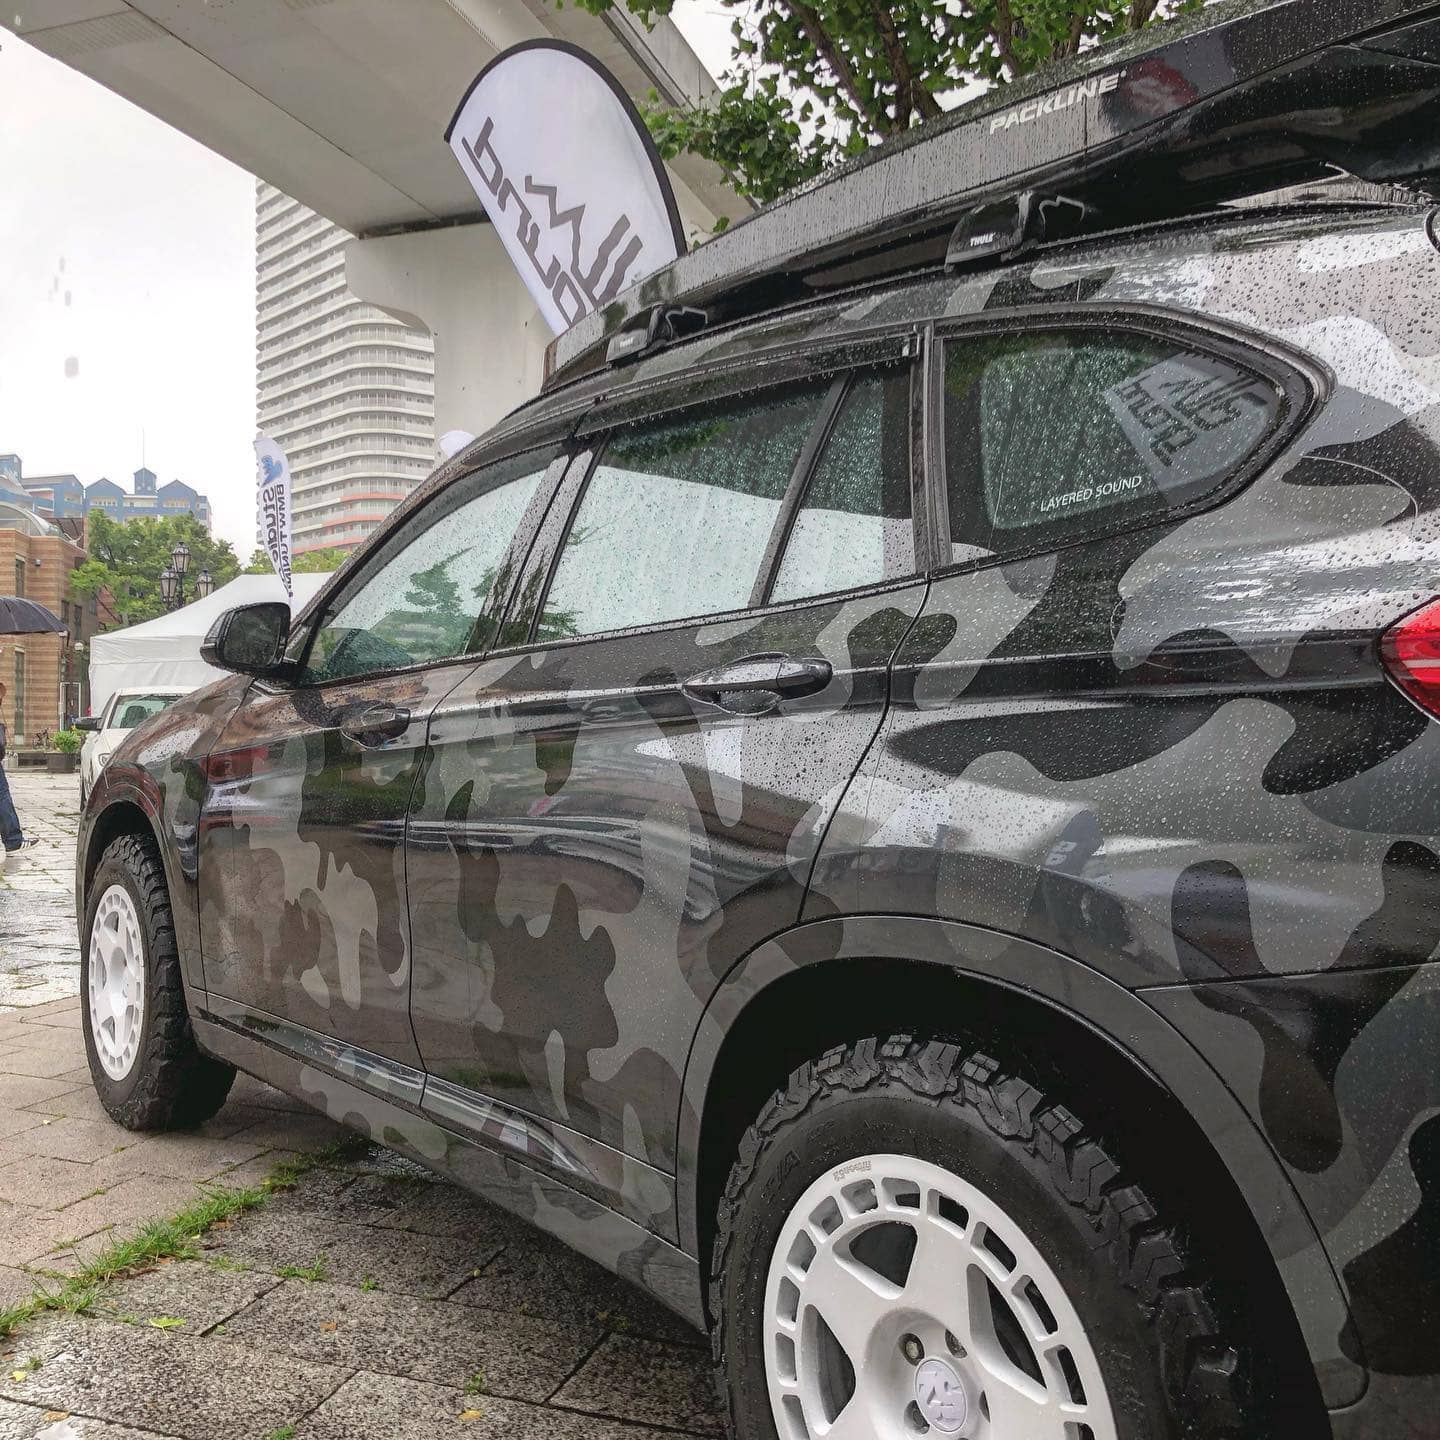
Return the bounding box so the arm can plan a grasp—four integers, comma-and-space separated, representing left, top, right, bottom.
0, 680, 37, 853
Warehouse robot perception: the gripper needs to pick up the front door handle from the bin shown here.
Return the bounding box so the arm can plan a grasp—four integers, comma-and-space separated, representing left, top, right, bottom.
682, 653, 833, 707
341, 704, 412, 746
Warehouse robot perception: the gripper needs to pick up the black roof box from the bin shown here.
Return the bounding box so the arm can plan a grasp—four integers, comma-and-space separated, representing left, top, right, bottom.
546, 0, 1440, 388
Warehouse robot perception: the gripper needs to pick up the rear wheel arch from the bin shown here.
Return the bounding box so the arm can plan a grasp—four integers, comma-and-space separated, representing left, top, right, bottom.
679, 916, 1346, 1420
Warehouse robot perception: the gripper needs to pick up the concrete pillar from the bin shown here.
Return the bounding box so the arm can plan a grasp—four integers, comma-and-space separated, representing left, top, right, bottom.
345, 222, 549, 448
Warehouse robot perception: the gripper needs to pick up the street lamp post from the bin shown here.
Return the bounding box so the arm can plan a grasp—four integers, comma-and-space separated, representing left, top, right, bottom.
160, 541, 198, 612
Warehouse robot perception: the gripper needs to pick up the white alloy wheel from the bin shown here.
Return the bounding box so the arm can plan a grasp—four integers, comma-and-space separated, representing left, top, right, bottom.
764, 1154, 1118, 1440
88, 883, 146, 1081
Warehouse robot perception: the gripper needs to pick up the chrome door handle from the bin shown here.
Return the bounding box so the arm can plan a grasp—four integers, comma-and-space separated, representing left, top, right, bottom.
341, 704, 412, 746
682, 653, 833, 705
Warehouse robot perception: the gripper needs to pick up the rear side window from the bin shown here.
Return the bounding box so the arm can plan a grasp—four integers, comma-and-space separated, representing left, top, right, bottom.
944, 329, 1284, 558
540, 383, 829, 639
770, 364, 914, 603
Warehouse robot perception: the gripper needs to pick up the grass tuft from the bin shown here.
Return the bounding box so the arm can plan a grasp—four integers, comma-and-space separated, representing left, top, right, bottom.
275, 1256, 328, 1283
0, 1134, 369, 1344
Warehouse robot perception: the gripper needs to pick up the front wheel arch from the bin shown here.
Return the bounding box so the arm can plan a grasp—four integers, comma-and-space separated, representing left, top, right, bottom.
80, 797, 160, 910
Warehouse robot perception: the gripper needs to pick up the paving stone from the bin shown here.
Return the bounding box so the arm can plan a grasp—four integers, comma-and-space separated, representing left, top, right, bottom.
258, 1169, 392, 1227
364, 1177, 527, 1244
158, 1103, 295, 1144
0, 1156, 119, 1212
0, 1315, 346, 1440
219, 1277, 593, 1400
0, 1266, 35, 1311
225, 1074, 313, 1116
0, 1203, 101, 1267
97, 1132, 271, 1184
205, 1150, 304, 1193
37, 1233, 123, 1279
0, 1079, 74, 1113
0, 1112, 48, 1143
94, 1260, 280, 1333
225, 1110, 348, 1155
333, 1144, 431, 1181
214, 1211, 491, 1298
0, 1052, 81, 1082
18, 1091, 110, 1125
0, 1398, 174, 1440
300, 1370, 701, 1440
455, 1233, 705, 1348
0, 1120, 135, 1167
552, 1335, 724, 1435
9, 1033, 88, 1066
9, 1001, 79, 1019
46, 1176, 206, 1242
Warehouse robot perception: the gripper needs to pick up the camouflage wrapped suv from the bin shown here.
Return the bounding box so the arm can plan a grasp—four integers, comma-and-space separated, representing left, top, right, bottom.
76, 4, 1440, 1437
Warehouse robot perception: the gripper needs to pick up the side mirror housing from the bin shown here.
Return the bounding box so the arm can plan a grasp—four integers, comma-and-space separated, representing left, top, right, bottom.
201, 602, 293, 678
72, 716, 102, 733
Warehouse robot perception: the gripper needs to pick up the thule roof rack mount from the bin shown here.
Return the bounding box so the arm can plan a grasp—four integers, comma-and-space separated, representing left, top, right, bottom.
606, 304, 709, 365
545, 0, 1440, 389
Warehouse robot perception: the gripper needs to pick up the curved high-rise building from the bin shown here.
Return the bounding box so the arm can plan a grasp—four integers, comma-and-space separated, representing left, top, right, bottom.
255, 180, 436, 555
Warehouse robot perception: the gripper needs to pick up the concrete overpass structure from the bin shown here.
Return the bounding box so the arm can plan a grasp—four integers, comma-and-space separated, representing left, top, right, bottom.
4, 0, 743, 443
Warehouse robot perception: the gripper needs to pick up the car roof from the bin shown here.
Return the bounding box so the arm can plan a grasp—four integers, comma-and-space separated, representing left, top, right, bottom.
542, 0, 1440, 387
497, 198, 1429, 429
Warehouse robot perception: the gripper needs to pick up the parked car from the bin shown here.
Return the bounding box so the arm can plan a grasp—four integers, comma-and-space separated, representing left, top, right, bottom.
75, 689, 189, 804
75, 5, 1440, 1438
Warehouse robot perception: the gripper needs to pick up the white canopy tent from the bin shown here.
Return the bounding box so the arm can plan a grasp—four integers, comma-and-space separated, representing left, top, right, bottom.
87, 572, 330, 718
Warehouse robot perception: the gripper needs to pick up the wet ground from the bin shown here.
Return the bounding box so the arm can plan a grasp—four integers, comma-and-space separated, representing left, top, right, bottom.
0, 772, 723, 1438
0, 773, 82, 1012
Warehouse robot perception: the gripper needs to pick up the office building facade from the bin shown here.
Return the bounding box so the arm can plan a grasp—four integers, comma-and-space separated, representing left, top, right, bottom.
255, 182, 436, 554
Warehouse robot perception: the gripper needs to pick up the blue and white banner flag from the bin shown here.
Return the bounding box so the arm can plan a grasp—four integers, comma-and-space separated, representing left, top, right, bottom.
254, 435, 294, 599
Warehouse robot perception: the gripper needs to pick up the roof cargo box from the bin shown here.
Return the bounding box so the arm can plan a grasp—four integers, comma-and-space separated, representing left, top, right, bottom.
546, 0, 1440, 387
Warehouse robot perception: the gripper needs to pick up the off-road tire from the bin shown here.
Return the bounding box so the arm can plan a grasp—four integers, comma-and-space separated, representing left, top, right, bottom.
82, 832, 235, 1130
711, 1034, 1249, 1440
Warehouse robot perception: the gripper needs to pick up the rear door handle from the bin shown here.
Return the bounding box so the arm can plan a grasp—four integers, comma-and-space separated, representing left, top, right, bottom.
682, 653, 833, 706
341, 704, 412, 746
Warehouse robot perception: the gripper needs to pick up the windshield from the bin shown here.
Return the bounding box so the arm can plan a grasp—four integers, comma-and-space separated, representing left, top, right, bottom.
108, 695, 180, 731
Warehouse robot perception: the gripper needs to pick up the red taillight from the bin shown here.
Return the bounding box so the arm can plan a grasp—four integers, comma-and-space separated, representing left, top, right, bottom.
1381, 599, 1440, 716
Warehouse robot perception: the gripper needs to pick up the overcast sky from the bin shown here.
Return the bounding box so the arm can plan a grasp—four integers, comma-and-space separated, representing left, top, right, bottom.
0, 36, 258, 553
0, 4, 732, 559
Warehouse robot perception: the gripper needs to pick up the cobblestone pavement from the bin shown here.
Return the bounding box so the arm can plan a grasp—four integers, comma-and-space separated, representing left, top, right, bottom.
0, 775, 722, 1438
1, 772, 83, 1012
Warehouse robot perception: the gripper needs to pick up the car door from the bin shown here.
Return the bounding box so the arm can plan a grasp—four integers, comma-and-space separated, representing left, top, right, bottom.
198, 445, 568, 1070
405, 341, 932, 1220
807, 316, 1307, 984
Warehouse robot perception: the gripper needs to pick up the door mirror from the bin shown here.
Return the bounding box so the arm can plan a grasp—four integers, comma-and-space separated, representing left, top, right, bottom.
201, 602, 293, 677
72, 715, 103, 732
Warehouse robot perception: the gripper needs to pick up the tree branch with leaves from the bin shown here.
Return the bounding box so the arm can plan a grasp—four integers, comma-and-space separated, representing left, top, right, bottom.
71, 514, 240, 628
580, 0, 1197, 211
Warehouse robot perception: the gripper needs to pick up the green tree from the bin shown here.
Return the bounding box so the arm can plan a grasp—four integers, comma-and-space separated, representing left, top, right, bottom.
71, 514, 241, 628
244, 547, 349, 575
581, 0, 1195, 207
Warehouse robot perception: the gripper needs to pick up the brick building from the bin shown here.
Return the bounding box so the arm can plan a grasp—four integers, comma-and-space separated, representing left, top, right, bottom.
0, 474, 100, 745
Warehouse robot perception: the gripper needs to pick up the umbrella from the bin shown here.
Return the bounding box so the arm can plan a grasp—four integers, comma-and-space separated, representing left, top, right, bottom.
0, 597, 67, 636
